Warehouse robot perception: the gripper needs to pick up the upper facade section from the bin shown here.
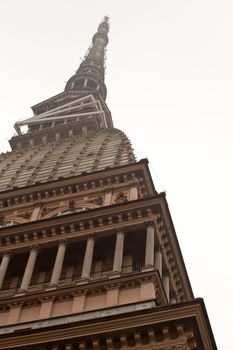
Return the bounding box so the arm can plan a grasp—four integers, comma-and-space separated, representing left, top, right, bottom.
12, 17, 113, 150
0, 17, 135, 192
11, 93, 113, 150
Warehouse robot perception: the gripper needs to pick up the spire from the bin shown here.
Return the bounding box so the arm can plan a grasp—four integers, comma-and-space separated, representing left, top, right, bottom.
12, 17, 113, 146
65, 16, 110, 100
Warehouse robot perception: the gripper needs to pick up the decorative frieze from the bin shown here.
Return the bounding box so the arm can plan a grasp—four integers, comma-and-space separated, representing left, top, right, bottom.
0, 207, 159, 251
0, 163, 150, 209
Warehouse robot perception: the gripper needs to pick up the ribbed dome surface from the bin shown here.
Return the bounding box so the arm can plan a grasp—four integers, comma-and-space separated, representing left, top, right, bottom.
0, 129, 135, 192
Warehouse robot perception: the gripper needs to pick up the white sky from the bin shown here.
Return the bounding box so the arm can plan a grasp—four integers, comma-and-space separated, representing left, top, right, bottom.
0, 1, 232, 348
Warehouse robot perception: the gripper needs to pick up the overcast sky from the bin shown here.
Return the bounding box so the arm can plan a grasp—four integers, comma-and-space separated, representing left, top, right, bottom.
0, 1, 233, 348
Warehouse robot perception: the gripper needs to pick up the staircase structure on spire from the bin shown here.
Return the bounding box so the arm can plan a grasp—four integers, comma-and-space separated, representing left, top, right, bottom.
0, 18, 217, 350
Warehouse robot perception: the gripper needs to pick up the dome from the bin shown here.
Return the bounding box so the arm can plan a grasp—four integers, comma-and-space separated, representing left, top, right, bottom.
0, 129, 135, 192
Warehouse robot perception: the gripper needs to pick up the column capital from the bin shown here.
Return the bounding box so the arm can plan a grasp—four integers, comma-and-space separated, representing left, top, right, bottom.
129, 180, 138, 186
39, 295, 55, 303
0, 250, 13, 258
87, 233, 96, 240
115, 226, 126, 234
170, 291, 176, 299
58, 238, 68, 246
144, 219, 156, 228
105, 186, 114, 192
71, 289, 88, 297
7, 301, 24, 308
162, 269, 170, 277
139, 276, 156, 284
34, 201, 42, 208
104, 283, 121, 291
30, 244, 40, 252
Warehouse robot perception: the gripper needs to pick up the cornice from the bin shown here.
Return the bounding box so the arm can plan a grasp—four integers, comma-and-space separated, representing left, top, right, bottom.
0, 160, 154, 201
0, 196, 162, 238
0, 270, 162, 305
159, 197, 194, 300
0, 299, 217, 349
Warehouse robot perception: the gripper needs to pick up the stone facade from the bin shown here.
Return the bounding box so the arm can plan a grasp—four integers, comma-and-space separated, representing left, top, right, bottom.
0, 17, 217, 350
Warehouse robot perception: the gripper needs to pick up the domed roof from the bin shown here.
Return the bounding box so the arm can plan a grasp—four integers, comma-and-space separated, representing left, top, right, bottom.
0, 129, 135, 192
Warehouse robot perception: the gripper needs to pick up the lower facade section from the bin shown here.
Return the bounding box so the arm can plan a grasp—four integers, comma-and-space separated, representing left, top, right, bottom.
0, 271, 167, 326
0, 299, 217, 350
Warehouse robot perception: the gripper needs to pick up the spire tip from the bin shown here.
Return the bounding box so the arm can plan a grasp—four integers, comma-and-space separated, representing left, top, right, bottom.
98, 16, 110, 32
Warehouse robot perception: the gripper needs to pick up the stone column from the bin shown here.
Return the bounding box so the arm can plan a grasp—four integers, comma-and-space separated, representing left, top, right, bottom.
129, 184, 138, 200
103, 188, 112, 206
20, 245, 39, 291
155, 248, 162, 277
162, 274, 170, 302
0, 251, 11, 289
145, 221, 155, 266
113, 228, 125, 272
81, 236, 95, 279
123, 254, 133, 273
50, 239, 67, 285
30, 203, 41, 221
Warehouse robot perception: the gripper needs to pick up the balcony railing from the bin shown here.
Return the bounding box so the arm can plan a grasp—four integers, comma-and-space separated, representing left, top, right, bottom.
0, 263, 145, 297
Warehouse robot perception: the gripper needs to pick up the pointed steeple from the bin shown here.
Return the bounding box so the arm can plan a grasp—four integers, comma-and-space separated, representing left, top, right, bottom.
65, 16, 110, 100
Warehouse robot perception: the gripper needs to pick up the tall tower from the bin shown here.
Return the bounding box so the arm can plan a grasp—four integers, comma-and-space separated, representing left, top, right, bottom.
0, 18, 217, 349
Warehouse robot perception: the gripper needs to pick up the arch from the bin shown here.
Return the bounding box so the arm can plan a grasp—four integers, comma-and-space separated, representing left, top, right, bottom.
42, 201, 99, 219
1, 215, 29, 226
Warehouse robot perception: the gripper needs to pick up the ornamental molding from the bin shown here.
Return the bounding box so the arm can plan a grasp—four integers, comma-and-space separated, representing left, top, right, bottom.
0, 302, 211, 350
0, 161, 154, 208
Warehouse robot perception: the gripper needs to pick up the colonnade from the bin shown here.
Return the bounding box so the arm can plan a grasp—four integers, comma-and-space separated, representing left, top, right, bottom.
0, 222, 169, 299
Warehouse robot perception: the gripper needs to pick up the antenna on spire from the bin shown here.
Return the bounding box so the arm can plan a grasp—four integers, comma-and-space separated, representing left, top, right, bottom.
102, 15, 110, 24
97, 15, 110, 34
